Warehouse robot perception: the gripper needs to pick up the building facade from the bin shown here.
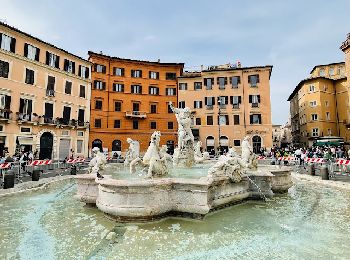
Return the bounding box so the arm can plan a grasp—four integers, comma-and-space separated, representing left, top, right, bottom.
272, 122, 292, 148
0, 22, 91, 159
288, 62, 348, 147
340, 33, 350, 132
88, 52, 183, 155
178, 63, 273, 154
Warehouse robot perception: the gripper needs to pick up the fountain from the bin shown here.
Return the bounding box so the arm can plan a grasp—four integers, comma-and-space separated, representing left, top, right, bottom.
76, 103, 293, 221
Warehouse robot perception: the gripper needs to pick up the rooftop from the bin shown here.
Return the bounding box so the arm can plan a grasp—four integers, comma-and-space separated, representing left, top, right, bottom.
88, 51, 184, 67
0, 21, 90, 63
340, 33, 350, 52
309, 61, 345, 74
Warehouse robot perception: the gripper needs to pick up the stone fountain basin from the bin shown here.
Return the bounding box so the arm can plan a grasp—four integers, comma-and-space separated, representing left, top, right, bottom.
75, 166, 293, 222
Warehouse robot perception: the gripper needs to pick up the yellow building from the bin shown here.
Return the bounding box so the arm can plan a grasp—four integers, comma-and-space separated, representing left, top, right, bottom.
288, 62, 348, 146
0, 22, 91, 159
340, 33, 350, 131
178, 63, 273, 154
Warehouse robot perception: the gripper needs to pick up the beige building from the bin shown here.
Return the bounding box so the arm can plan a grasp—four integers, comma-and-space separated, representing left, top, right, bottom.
0, 22, 91, 159
272, 121, 292, 147
178, 63, 273, 154
288, 62, 348, 146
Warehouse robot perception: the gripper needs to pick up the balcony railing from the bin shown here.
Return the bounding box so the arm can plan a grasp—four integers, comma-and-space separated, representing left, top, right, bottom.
206, 105, 213, 110
232, 104, 240, 109
251, 103, 259, 108
0, 109, 12, 120
43, 116, 54, 124
219, 104, 226, 109
46, 89, 55, 97
125, 111, 147, 118
17, 113, 32, 122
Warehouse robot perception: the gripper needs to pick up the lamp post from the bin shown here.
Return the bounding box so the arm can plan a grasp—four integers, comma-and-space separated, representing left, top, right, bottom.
217, 98, 222, 155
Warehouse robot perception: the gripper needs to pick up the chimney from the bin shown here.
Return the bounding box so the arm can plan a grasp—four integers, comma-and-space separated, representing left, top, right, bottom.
157, 59, 160, 63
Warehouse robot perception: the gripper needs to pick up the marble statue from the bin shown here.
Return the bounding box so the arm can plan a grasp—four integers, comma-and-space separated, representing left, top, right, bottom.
241, 136, 258, 169
88, 147, 107, 179
124, 138, 140, 166
130, 131, 169, 178
169, 102, 195, 167
194, 141, 210, 163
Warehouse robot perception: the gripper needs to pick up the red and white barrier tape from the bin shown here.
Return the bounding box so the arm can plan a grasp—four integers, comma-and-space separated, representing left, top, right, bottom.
28, 160, 52, 166
305, 158, 325, 163
66, 158, 85, 164
0, 162, 11, 169
277, 157, 296, 161
336, 159, 350, 165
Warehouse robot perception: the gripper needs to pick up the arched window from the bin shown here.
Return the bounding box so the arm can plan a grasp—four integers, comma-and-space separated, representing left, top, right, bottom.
92, 139, 103, 152
206, 136, 215, 156
252, 135, 262, 154
112, 140, 121, 151
219, 136, 229, 154
166, 140, 175, 155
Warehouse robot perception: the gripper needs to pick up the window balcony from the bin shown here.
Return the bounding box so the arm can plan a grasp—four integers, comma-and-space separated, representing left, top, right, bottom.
16, 112, 32, 123
77, 121, 89, 128
251, 103, 259, 108
219, 104, 226, 109
206, 105, 213, 110
46, 89, 55, 97
232, 104, 240, 109
0, 109, 12, 122
125, 111, 147, 118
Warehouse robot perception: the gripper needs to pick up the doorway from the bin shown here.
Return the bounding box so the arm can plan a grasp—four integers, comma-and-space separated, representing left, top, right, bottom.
39, 132, 53, 159
252, 135, 262, 154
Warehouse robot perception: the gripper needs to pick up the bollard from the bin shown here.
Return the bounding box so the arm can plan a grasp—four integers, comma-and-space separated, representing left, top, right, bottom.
320, 165, 329, 180
307, 163, 315, 176
3, 170, 15, 189
70, 164, 77, 175
32, 166, 41, 181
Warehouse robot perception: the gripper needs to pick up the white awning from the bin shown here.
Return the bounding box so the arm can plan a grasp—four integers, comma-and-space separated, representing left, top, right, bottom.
18, 136, 33, 145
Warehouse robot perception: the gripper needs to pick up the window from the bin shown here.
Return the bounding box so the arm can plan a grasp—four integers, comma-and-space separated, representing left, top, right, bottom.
0, 125, 4, 132
325, 100, 329, 107
319, 68, 325, 76
218, 96, 229, 106
95, 100, 102, 110
20, 127, 31, 133
195, 118, 201, 125
250, 114, 262, 124
77, 140, 83, 154
204, 78, 214, 89
78, 109, 85, 125
112, 83, 123, 92
44, 103, 53, 123
167, 103, 172, 113
77, 131, 84, 137
133, 103, 140, 111
79, 85, 86, 98
217, 77, 227, 89
179, 101, 185, 108
95, 64, 106, 73
94, 80, 106, 90
311, 114, 318, 121
207, 116, 213, 125
62, 106, 71, 124
46, 51, 60, 68
326, 112, 330, 120
0, 94, 11, 116
46, 76, 55, 96
168, 122, 174, 129
205, 97, 215, 108
230, 76, 240, 88
234, 140, 241, 146
150, 121, 157, 129
327, 129, 332, 135
65, 81, 72, 94
248, 74, 259, 87
166, 72, 176, 80
166, 88, 176, 96
114, 120, 121, 128
338, 66, 345, 76
249, 95, 260, 107
0, 33, 16, 52
63, 59, 75, 73
131, 85, 142, 94
179, 83, 187, 90
329, 67, 334, 76
234, 115, 240, 125
194, 100, 202, 109
310, 101, 317, 107
149, 86, 159, 95
114, 101, 121, 111
24, 44, 40, 61
25, 68, 35, 85
194, 82, 202, 90
131, 70, 142, 78
149, 71, 159, 79
312, 128, 319, 137
19, 98, 32, 116
95, 119, 101, 128
114, 67, 124, 76
309, 85, 315, 92
231, 96, 241, 109
0, 60, 9, 78
133, 120, 139, 129
150, 104, 157, 113
218, 115, 229, 125
79, 65, 90, 79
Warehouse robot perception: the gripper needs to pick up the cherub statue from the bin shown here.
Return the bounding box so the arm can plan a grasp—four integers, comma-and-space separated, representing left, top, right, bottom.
124, 138, 140, 166
88, 147, 107, 179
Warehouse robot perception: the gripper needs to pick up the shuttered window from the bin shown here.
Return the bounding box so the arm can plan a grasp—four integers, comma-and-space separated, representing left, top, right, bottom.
25, 68, 34, 85
0, 33, 16, 53
0, 60, 9, 78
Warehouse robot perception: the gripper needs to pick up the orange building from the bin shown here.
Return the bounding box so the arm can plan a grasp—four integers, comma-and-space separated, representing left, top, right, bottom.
88, 52, 183, 155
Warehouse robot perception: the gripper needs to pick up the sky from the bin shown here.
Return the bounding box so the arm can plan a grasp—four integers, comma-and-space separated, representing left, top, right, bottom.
0, 0, 349, 124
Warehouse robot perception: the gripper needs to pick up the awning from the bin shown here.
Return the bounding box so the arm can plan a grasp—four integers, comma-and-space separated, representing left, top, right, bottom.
18, 136, 33, 145
313, 141, 343, 146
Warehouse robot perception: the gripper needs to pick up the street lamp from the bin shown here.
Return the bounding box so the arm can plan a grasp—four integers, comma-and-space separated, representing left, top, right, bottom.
217, 97, 222, 155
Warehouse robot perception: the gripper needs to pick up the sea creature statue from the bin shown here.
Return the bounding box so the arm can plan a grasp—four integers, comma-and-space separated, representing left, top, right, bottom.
194, 141, 210, 163
208, 147, 244, 183
130, 131, 169, 178
241, 136, 258, 169
124, 138, 140, 166
169, 102, 195, 167
88, 147, 107, 179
